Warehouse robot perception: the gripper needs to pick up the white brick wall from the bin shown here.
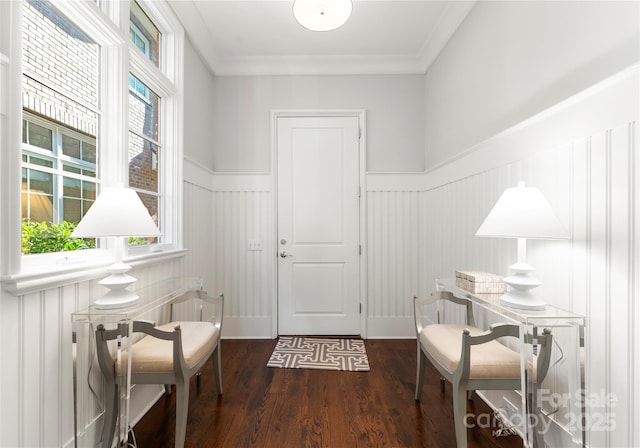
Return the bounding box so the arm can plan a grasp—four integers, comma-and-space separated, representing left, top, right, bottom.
22, 0, 98, 135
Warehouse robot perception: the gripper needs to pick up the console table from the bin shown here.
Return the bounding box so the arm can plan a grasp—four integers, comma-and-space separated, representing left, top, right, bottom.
435, 278, 585, 448
72, 277, 203, 447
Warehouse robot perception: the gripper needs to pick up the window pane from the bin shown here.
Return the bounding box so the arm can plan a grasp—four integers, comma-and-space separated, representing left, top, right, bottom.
83, 141, 96, 164
22, 169, 54, 223
29, 169, 53, 195
83, 180, 96, 200
128, 74, 159, 141
130, 0, 160, 67
63, 165, 81, 174
137, 191, 158, 223
128, 132, 159, 193
63, 176, 81, 197
21, 192, 29, 220
64, 164, 96, 178
24, 193, 54, 223
63, 197, 82, 223
28, 155, 54, 168
129, 73, 147, 98
128, 70, 160, 212
129, 191, 159, 245
27, 121, 53, 151
63, 176, 95, 222
62, 134, 81, 158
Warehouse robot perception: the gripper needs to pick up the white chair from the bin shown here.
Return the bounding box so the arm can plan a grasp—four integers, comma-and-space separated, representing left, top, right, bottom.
414, 291, 552, 448
95, 290, 224, 448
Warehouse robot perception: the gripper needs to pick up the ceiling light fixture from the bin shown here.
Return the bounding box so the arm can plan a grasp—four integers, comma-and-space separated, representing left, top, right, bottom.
293, 0, 353, 32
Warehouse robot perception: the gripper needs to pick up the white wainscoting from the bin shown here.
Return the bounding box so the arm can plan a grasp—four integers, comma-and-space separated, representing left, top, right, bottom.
3, 260, 190, 448
366, 66, 639, 447
366, 191, 422, 337
209, 173, 274, 338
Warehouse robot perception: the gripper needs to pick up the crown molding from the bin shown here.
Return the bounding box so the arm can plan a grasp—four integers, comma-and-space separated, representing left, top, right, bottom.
170, 0, 475, 76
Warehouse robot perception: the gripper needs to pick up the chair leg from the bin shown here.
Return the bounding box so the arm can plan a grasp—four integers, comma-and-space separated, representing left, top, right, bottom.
452, 384, 469, 448
213, 344, 223, 395
100, 379, 118, 448
528, 388, 546, 448
174, 379, 190, 448
415, 344, 425, 401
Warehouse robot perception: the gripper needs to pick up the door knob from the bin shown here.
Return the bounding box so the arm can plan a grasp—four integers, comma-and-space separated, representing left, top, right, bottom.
280, 251, 291, 258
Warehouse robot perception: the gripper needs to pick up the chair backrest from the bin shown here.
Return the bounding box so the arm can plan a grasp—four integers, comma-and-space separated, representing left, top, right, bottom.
166, 290, 224, 327
414, 291, 476, 337
457, 324, 554, 384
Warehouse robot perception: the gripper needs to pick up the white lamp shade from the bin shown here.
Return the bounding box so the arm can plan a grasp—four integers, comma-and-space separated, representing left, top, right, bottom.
71, 186, 161, 238
475, 184, 568, 240
293, 0, 352, 31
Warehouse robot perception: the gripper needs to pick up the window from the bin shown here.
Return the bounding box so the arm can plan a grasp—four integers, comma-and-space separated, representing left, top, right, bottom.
128, 0, 164, 245
22, 114, 97, 225
3, 0, 184, 283
20, 0, 100, 254
130, 22, 150, 57
128, 74, 160, 243
130, 0, 160, 67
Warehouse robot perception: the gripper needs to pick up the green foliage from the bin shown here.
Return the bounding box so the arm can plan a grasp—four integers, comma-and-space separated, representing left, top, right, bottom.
128, 236, 152, 246
21, 220, 95, 254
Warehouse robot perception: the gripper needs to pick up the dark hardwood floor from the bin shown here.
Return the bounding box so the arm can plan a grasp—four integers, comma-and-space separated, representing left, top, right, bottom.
132, 339, 522, 448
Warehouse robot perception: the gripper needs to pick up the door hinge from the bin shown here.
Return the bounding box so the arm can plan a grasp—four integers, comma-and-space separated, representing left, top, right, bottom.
359, 244, 362, 256
358, 128, 362, 139
359, 303, 362, 314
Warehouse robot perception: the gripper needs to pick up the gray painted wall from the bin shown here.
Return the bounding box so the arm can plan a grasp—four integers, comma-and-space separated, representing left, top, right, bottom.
183, 37, 215, 169
423, 0, 640, 169
209, 74, 426, 172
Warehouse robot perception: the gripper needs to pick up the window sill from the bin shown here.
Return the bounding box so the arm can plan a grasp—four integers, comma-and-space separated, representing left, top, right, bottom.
1, 247, 187, 296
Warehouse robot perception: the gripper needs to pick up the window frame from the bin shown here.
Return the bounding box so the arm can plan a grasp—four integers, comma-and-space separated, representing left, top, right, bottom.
1, 0, 185, 294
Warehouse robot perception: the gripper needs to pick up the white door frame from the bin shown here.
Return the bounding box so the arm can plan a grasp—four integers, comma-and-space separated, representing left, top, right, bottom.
270, 109, 367, 338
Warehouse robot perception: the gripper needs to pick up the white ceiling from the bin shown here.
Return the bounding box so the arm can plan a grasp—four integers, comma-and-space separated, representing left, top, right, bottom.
168, 0, 476, 76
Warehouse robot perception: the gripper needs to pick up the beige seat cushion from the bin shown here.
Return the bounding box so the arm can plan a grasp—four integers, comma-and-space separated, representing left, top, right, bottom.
120, 321, 219, 374
420, 324, 522, 380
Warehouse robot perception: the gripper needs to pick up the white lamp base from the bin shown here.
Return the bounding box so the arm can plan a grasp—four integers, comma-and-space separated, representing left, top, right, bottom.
94, 263, 139, 309
500, 261, 546, 311
500, 289, 546, 311
94, 289, 139, 309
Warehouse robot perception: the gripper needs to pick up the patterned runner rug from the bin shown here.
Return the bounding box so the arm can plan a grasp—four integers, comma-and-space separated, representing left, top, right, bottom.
267, 336, 370, 372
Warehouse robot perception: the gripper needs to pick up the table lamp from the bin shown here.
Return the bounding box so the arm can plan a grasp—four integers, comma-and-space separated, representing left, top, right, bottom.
71, 184, 161, 309
475, 181, 568, 310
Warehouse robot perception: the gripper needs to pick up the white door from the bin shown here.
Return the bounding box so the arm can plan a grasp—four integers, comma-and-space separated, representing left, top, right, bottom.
277, 116, 361, 335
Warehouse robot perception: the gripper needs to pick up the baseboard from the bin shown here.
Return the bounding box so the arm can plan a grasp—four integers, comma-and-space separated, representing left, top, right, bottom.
219, 316, 418, 339
223, 316, 273, 338
366, 316, 415, 338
